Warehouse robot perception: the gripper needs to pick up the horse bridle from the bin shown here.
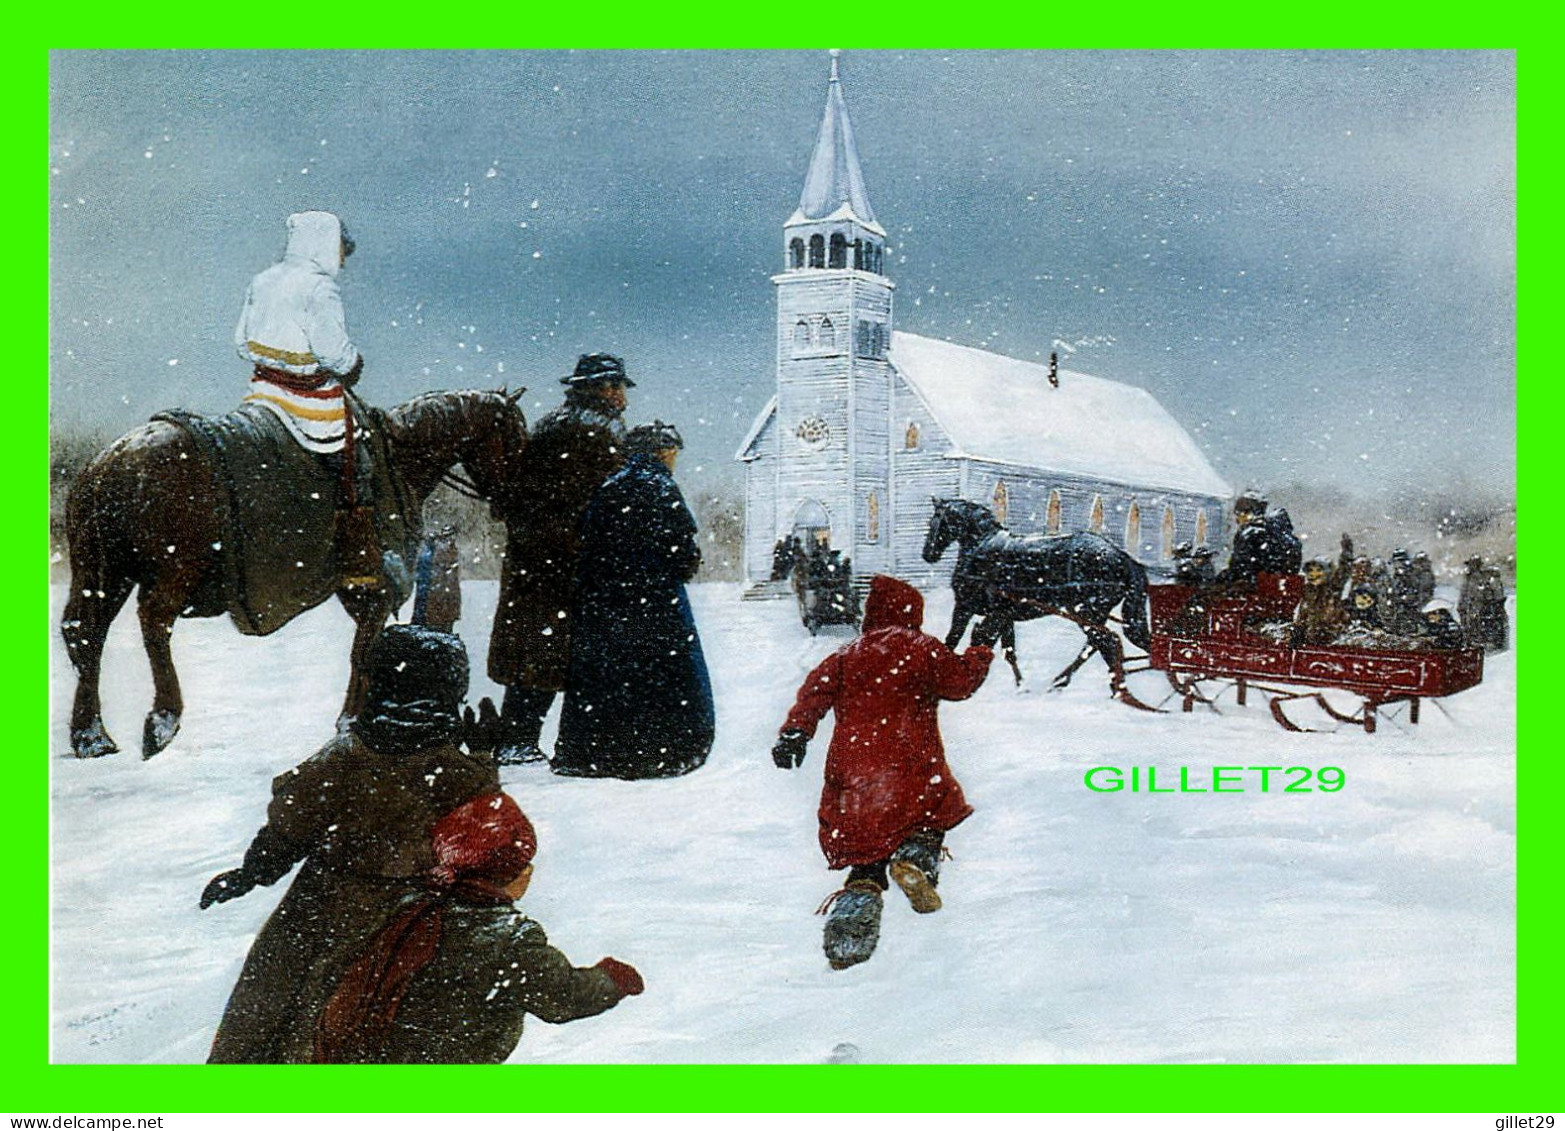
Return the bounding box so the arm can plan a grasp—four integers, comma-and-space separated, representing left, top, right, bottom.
438, 388, 528, 502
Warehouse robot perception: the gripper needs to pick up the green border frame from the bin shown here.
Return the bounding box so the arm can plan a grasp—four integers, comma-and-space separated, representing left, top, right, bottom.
22, 16, 1549, 1114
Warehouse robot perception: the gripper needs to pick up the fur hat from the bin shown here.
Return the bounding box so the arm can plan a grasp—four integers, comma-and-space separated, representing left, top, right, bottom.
627, 419, 684, 455
364, 624, 469, 715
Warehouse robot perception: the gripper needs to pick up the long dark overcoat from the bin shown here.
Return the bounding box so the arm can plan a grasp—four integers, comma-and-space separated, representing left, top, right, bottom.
207, 734, 499, 1063
553, 453, 715, 778
489, 393, 626, 690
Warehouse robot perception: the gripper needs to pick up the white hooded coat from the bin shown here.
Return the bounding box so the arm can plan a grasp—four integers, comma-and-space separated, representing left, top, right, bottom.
235, 211, 361, 452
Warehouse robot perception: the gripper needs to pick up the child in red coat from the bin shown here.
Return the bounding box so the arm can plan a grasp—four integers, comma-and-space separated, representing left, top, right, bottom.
772, 573, 994, 969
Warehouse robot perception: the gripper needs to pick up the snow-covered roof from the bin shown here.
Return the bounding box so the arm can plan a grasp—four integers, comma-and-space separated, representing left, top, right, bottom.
794, 53, 877, 228
889, 331, 1232, 498
735, 394, 776, 461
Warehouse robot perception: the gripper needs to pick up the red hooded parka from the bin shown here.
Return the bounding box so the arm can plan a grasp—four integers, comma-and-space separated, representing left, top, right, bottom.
783, 574, 994, 869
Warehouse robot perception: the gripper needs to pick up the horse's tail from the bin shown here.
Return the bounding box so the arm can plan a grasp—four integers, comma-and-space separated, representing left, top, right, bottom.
1121, 557, 1153, 651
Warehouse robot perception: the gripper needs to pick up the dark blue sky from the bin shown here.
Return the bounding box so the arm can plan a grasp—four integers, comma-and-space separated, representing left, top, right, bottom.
49, 49, 1514, 501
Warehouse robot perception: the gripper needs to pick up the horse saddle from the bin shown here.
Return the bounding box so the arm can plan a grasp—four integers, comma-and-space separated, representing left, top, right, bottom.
152, 402, 414, 636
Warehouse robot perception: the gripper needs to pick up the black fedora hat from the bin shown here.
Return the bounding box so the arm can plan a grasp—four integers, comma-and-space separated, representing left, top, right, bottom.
563, 352, 636, 387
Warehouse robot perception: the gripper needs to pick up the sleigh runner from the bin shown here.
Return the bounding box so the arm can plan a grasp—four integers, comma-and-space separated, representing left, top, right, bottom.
1145, 575, 1484, 733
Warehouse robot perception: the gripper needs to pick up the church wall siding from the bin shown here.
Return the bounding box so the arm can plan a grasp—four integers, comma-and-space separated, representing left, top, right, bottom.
887, 380, 959, 588
741, 413, 780, 584
848, 363, 893, 576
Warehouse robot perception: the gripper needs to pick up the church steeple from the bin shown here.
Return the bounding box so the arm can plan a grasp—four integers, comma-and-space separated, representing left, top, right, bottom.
783, 50, 887, 274
796, 49, 878, 227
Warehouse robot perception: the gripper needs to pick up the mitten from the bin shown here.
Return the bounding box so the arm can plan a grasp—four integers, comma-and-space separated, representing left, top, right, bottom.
461, 697, 503, 761
772, 728, 808, 770
595, 957, 645, 997
199, 868, 257, 910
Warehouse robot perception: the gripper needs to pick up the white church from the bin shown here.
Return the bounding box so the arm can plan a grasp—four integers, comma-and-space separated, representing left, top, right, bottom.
737, 54, 1233, 594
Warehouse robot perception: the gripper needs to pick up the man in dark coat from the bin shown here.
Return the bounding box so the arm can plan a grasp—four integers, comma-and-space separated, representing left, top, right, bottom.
201, 625, 501, 1063
489, 353, 631, 765
1217, 492, 1303, 585
553, 421, 715, 779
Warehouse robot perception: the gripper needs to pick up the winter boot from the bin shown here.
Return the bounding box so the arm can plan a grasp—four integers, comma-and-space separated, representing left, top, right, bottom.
820, 880, 884, 970
496, 686, 553, 765
889, 830, 944, 914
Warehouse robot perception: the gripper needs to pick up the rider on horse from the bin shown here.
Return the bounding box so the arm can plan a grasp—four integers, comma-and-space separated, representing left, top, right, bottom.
235, 211, 387, 591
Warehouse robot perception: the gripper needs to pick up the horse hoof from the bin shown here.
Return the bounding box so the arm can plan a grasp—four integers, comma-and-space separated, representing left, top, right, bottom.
142, 710, 181, 759
70, 720, 119, 759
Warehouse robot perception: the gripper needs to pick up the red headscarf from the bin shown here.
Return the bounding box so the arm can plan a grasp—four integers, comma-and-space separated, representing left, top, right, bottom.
313, 793, 537, 1063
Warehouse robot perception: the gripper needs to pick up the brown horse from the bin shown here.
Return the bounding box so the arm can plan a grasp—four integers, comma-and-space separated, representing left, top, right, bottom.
61, 389, 527, 759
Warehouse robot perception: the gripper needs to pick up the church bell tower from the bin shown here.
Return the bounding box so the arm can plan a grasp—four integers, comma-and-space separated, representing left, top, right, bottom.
771, 50, 896, 576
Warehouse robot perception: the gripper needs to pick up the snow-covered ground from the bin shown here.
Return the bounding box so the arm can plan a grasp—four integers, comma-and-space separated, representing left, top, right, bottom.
49, 581, 1515, 1064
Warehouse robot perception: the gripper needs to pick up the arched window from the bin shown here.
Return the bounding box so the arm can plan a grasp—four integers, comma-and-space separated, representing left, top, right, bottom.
793, 320, 811, 355
1162, 506, 1177, 559
1195, 509, 1209, 547
789, 238, 805, 269
808, 234, 825, 268
819, 316, 837, 353
1126, 501, 1141, 553
905, 421, 920, 449
829, 233, 847, 269
1047, 489, 1062, 533
853, 239, 864, 270
1090, 494, 1104, 533
866, 492, 880, 542
992, 480, 1009, 525
873, 244, 883, 273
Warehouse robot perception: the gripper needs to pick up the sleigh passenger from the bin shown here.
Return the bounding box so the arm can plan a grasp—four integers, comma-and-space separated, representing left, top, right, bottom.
1292, 533, 1353, 648
771, 574, 994, 971
1217, 492, 1303, 586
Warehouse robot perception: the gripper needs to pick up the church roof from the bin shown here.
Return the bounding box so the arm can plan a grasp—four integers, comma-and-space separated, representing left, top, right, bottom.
735, 394, 777, 461
790, 52, 879, 230
889, 331, 1232, 498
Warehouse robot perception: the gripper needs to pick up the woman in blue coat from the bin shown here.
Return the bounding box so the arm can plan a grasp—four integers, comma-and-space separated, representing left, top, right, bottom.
553, 422, 715, 778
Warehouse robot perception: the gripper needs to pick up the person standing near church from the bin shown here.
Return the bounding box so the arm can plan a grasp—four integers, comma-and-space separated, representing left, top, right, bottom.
553, 421, 714, 779
488, 353, 630, 765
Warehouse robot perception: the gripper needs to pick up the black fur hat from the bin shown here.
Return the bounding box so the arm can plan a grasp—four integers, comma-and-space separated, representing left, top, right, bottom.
627, 419, 684, 455
365, 624, 470, 714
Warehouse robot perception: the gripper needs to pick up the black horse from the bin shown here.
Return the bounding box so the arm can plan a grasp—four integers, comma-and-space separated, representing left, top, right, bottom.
921, 498, 1155, 706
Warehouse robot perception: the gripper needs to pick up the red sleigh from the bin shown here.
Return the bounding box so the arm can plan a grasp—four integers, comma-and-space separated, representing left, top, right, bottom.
1144, 574, 1484, 733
